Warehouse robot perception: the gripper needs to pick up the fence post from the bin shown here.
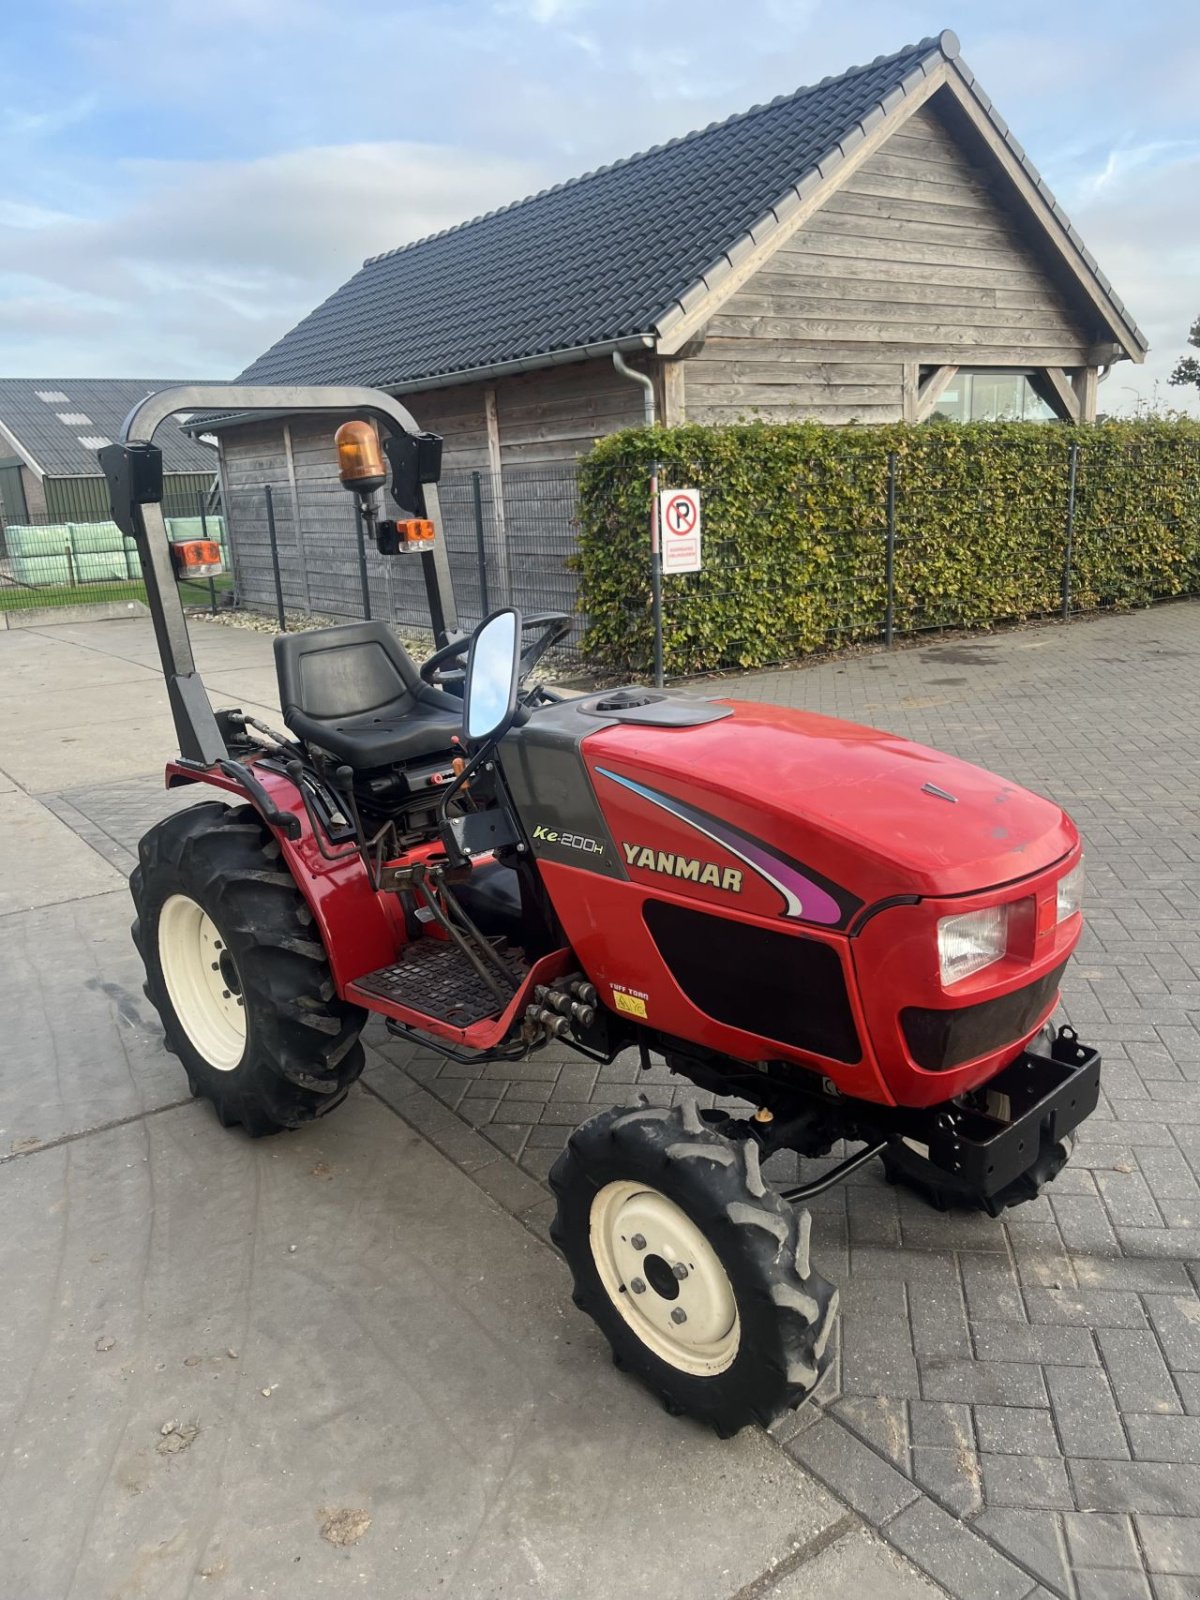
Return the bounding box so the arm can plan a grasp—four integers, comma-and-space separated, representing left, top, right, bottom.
1061, 442, 1078, 622
65, 538, 76, 589
471, 470, 490, 617
650, 461, 664, 688
264, 484, 286, 632
885, 450, 897, 647
196, 489, 216, 614
353, 503, 372, 620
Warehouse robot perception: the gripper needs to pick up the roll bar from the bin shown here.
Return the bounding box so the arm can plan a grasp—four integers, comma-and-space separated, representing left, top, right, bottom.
99, 384, 460, 766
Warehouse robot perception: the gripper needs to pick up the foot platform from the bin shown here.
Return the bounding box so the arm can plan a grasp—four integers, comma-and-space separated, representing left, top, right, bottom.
354, 938, 527, 1027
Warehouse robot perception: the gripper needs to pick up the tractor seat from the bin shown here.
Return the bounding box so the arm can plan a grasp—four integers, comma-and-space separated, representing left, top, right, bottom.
274, 621, 462, 770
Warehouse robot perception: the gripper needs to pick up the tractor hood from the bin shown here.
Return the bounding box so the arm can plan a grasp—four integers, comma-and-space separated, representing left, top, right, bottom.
581, 698, 1076, 922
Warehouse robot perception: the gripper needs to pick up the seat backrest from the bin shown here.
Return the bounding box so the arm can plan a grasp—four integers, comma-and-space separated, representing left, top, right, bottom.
274, 622, 422, 724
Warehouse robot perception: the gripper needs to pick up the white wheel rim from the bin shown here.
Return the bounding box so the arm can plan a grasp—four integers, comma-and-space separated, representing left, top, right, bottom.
590, 1180, 740, 1376
158, 894, 246, 1071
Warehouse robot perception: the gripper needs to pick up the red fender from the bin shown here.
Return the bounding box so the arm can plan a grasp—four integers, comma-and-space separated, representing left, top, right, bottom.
164, 759, 407, 993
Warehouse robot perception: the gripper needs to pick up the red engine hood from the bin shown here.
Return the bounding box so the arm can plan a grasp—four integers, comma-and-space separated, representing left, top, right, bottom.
583, 699, 1076, 911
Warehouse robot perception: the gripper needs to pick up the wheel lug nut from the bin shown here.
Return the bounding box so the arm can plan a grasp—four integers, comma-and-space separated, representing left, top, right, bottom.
630, 1234, 646, 1251
670, 1307, 687, 1325
222, 990, 231, 999
211, 962, 219, 971
630, 1278, 646, 1295
672, 1262, 688, 1281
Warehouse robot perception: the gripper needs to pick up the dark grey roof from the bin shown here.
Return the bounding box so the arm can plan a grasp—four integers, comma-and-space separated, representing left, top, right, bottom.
237, 35, 953, 389
0, 379, 216, 477
232, 27, 1144, 396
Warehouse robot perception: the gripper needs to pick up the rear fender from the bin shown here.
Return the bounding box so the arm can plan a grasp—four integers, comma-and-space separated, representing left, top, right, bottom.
164, 760, 403, 992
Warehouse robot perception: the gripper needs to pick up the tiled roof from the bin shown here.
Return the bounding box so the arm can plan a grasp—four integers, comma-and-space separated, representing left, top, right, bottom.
0, 379, 216, 477
231, 27, 1145, 396
236, 35, 951, 389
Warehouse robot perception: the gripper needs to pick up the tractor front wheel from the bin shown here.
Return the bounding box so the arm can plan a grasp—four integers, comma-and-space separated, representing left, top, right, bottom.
131, 800, 366, 1136
550, 1101, 838, 1436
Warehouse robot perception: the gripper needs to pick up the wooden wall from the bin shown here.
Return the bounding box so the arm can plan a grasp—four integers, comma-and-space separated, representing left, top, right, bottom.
214, 354, 642, 628
683, 96, 1095, 425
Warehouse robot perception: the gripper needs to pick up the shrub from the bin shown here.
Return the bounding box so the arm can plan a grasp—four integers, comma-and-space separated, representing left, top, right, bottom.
576, 419, 1200, 676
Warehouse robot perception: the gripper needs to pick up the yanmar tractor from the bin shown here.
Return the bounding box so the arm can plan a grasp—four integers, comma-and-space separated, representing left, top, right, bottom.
104, 386, 1100, 1437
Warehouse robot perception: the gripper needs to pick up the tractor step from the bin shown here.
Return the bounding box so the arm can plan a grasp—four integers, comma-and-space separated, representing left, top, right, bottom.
353, 938, 527, 1027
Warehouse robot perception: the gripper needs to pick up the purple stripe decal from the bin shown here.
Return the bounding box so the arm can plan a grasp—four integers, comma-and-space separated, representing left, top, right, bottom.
595, 766, 844, 926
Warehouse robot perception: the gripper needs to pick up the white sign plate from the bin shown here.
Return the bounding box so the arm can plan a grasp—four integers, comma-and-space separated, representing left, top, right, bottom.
659, 488, 702, 574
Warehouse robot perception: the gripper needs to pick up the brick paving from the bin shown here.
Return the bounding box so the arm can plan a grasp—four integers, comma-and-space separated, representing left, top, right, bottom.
51, 600, 1200, 1599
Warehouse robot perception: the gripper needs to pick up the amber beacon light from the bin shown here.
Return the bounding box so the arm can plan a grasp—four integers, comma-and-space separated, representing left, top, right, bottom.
334, 420, 387, 495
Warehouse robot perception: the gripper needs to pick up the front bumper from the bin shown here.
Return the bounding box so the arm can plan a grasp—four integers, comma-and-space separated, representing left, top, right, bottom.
919, 1025, 1101, 1198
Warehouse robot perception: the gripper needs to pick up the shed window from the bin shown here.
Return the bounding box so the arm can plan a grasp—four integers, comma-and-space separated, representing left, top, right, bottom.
930, 371, 1056, 423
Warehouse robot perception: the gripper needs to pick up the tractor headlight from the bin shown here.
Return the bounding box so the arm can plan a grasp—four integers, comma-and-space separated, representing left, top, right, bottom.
937, 905, 1008, 986
1057, 858, 1084, 922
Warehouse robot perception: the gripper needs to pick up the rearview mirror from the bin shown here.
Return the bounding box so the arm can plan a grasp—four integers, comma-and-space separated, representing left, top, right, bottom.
464, 608, 521, 744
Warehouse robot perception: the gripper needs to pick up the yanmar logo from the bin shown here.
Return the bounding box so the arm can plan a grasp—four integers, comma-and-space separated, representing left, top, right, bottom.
622, 842, 742, 893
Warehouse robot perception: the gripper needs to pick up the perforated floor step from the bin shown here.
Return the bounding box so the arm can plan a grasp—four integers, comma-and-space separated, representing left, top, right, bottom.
354, 938, 527, 1027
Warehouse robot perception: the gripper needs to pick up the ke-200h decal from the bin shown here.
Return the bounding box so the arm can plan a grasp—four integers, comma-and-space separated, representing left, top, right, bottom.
594, 766, 859, 928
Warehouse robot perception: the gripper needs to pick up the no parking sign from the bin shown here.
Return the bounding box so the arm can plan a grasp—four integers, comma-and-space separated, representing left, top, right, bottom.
659, 488, 702, 574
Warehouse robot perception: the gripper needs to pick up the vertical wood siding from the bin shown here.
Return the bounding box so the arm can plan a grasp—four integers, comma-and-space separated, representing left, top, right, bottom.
684, 98, 1095, 425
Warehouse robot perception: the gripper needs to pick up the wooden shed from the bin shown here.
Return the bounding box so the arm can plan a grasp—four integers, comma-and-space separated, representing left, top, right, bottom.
200, 29, 1145, 621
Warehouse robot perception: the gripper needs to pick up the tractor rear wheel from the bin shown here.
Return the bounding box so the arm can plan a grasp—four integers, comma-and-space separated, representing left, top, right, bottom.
131, 800, 366, 1136
549, 1101, 837, 1437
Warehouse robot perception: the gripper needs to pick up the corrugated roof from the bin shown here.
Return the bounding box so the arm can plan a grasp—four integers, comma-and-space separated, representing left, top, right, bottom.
0, 379, 216, 477
236, 35, 949, 389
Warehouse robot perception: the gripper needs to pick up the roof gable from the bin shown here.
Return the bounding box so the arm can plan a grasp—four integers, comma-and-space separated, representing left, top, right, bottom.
0, 379, 216, 478
234, 30, 1143, 395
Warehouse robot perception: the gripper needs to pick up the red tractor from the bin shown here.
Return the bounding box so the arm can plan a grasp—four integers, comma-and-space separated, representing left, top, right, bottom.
104, 386, 1099, 1437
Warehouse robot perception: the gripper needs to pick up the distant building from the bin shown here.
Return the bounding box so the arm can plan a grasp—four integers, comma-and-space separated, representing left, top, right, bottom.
0, 378, 216, 525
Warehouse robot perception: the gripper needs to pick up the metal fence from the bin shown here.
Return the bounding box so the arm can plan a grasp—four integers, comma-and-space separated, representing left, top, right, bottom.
0, 491, 232, 619
224, 464, 586, 659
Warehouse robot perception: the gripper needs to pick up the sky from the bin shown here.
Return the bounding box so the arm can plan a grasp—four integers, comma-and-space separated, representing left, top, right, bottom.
2, 0, 1197, 413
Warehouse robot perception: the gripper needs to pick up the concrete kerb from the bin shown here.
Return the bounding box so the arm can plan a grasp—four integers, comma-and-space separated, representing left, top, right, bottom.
1, 599, 151, 628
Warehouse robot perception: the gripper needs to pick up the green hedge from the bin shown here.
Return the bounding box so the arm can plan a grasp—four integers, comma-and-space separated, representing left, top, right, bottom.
576, 420, 1200, 676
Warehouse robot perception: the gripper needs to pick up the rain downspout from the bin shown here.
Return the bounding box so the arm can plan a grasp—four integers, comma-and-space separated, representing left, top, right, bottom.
612, 350, 657, 426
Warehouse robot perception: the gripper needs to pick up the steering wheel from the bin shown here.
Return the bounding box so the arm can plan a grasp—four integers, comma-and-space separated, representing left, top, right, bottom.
420, 612, 572, 691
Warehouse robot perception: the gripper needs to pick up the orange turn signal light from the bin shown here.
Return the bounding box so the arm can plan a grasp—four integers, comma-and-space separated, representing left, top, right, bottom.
170, 539, 223, 578
334, 420, 386, 491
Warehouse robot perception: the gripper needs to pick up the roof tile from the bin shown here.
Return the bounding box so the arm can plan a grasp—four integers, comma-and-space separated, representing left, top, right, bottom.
237, 35, 947, 388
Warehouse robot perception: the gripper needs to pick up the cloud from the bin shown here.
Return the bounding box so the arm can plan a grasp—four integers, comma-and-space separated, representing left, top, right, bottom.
0, 141, 546, 376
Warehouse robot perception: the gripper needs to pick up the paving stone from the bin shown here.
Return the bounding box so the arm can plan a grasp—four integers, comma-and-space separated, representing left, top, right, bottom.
1069, 1460, 1200, 1515
974, 1405, 1061, 1457
1076, 1572, 1153, 1599
919, 1360, 1049, 1408
908, 1278, 973, 1360
1062, 1510, 1142, 1569
961, 1254, 1029, 1323
981, 1452, 1076, 1511
1128, 1416, 1200, 1464
910, 1445, 982, 1516
787, 1417, 920, 1524
841, 1315, 922, 1400
1174, 1374, 1200, 1416
973, 1323, 1099, 1367
831, 1395, 909, 1469
886, 1499, 1036, 1600
1137, 1517, 1200, 1576
1144, 1300, 1200, 1374
974, 1509, 1072, 1595
1044, 1366, 1129, 1459
910, 1400, 975, 1451
1025, 1287, 1148, 1329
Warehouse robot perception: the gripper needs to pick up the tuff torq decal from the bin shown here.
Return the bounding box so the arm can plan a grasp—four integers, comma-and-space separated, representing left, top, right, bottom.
596, 766, 856, 926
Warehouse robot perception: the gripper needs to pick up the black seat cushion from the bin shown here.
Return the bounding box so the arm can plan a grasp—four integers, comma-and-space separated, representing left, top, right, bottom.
274, 622, 462, 769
